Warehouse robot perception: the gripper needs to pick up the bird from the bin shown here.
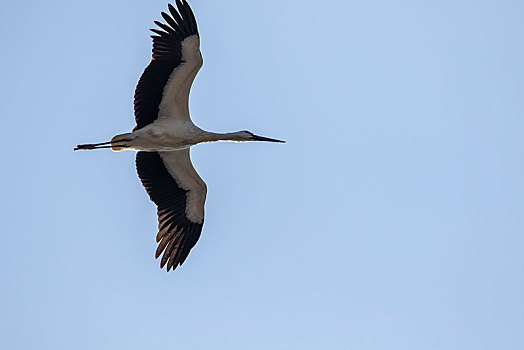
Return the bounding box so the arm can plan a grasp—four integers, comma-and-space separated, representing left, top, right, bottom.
75, 0, 284, 272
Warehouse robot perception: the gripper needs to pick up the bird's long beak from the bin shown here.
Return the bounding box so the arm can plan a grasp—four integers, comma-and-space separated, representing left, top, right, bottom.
251, 134, 285, 143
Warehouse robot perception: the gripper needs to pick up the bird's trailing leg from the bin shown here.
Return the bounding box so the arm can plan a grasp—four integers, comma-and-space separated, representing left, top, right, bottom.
74, 141, 111, 150
74, 132, 132, 151
74, 140, 127, 151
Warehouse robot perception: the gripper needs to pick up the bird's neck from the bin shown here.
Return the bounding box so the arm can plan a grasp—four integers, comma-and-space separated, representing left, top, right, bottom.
198, 131, 249, 143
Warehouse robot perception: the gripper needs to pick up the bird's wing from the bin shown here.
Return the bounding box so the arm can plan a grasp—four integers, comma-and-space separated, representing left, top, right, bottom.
134, 0, 202, 130
136, 149, 207, 271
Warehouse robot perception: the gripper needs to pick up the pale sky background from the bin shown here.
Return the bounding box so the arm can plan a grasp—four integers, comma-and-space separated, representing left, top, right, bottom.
1, 0, 523, 349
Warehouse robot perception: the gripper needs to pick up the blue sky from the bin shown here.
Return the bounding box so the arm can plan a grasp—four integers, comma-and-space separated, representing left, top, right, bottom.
1, 0, 523, 349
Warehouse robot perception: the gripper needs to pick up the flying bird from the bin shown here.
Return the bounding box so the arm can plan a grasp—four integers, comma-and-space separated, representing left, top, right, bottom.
75, 0, 284, 271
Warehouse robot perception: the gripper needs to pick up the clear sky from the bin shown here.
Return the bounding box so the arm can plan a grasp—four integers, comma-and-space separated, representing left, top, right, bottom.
1, 0, 523, 349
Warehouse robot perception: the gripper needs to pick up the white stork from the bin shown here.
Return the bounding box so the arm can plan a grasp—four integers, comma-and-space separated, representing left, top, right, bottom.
75, 0, 284, 271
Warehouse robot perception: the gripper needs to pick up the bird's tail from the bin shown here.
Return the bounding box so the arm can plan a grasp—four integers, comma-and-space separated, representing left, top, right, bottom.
110, 133, 132, 151
74, 133, 131, 151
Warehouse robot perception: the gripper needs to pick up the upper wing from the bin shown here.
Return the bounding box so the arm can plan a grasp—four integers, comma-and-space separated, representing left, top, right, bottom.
134, 0, 202, 130
136, 149, 207, 271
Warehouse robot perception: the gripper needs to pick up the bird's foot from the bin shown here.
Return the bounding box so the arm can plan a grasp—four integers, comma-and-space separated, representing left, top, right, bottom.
74, 144, 96, 151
